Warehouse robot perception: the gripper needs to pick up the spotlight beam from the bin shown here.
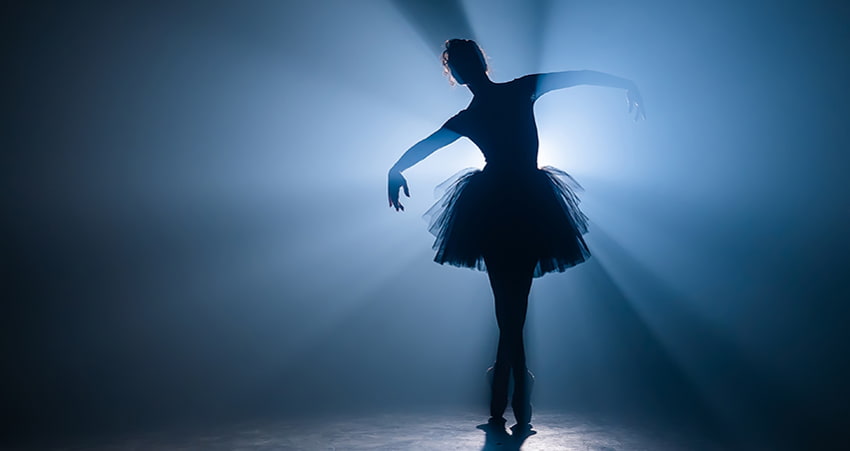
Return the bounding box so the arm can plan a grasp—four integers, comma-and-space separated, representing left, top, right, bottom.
389, 0, 476, 56
590, 224, 797, 438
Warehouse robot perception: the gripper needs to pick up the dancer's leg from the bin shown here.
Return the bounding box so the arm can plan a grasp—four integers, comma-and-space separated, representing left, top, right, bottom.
485, 254, 536, 424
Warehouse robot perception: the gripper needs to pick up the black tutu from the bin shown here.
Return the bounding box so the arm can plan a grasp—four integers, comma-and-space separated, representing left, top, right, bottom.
425, 165, 590, 278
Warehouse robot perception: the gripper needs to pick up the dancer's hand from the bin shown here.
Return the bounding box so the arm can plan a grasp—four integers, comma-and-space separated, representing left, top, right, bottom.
388, 169, 410, 212
626, 84, 646, 122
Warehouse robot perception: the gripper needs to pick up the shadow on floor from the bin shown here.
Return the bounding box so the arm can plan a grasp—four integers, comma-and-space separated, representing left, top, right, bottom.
477, 420, 536, 451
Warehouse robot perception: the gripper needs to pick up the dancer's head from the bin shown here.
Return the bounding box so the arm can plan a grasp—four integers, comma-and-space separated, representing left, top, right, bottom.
442, 39, 488, 86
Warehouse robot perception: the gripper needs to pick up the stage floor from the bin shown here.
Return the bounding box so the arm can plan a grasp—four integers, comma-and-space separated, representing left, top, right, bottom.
8, 410, 725, 450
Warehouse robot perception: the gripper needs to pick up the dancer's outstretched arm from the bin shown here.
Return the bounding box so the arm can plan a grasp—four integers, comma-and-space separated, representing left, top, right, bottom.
388, 126, 461, 211
531, 71, 646, 121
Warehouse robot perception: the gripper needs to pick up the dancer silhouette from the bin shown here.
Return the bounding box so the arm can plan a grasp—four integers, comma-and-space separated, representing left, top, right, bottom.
388, 39, 645, 433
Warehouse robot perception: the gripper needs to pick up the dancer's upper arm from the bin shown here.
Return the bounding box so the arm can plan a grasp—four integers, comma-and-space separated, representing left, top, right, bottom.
530, 71, 635, 99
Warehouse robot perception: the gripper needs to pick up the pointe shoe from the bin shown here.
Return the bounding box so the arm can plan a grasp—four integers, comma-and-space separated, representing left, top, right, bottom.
488, 416, 506, 428
487, 363, 511, 420
476, 416, 509, 436
511, 368, 535, 425
510, 422, 536, 437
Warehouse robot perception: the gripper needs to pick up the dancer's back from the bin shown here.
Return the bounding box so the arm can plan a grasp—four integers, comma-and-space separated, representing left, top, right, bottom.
444, 75, 540, 171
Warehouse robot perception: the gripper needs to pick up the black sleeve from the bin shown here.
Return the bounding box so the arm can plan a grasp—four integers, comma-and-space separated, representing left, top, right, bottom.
442, 111, 466, 135
515, 74, 541, 101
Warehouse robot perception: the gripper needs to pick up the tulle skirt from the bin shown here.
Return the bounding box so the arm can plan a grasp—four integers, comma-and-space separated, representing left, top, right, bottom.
425, 165, 590, 278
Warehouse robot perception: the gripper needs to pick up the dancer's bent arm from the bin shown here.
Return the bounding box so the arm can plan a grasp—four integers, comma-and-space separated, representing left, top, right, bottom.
388, 126, 461, 211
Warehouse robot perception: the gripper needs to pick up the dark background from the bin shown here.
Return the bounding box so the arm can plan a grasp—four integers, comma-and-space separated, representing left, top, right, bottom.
3, 0, 849, 448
